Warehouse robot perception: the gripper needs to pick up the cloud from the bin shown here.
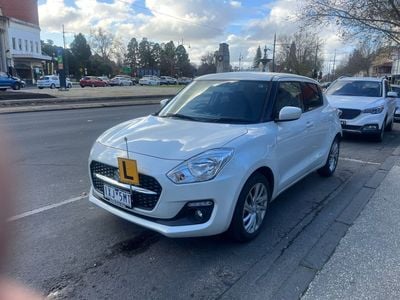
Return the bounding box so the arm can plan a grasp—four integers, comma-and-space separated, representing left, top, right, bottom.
38, 0, 351, 68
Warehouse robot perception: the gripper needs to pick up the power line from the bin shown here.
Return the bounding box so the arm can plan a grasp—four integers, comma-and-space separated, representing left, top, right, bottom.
116, 0, 222, 33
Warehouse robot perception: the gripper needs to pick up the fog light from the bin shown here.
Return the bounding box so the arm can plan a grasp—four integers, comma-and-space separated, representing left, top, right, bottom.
195, 209, 204, 219
363, 124, 378, 131
187, 200, 213, 207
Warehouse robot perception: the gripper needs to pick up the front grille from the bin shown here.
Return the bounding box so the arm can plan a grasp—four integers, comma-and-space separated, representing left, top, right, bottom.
339, 108, 361, 120
90, 161, 162, 210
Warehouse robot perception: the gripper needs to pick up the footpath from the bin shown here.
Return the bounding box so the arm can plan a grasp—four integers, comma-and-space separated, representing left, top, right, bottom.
0, 86, 181, 114
303, 149, 400, 299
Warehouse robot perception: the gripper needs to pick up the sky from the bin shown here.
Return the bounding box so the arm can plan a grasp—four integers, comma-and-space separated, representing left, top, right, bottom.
37, 0, 352, 71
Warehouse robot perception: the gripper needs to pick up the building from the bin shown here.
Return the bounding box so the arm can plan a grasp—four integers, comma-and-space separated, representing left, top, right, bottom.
0, 0, 50, 84
0, 8, 8, 73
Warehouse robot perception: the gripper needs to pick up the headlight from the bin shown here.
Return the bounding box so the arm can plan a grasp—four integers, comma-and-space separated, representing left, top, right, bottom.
363, 105, 384, 114
167, 148, 234, 184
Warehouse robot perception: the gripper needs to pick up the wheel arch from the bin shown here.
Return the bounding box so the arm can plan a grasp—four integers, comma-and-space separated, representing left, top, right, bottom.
248, 166, 275, 200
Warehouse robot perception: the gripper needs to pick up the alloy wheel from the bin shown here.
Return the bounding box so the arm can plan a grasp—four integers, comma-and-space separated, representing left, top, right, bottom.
242, 182, 268, 234
328, 140, 339, 172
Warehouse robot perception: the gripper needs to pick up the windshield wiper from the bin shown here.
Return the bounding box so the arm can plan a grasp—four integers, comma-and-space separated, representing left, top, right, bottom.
162, 113, 205, 121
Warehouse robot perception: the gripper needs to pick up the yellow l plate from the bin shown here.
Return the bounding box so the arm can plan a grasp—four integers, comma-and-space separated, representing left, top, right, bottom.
118, 157, 139, 185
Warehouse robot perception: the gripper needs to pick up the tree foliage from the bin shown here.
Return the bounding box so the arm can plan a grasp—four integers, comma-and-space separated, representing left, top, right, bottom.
300, 0, 400, 44
197, 52, 216, 76
89, 28, 115, 60
276, 31, 324, 78
253, 46, 262, 69
70, 33, 91, 78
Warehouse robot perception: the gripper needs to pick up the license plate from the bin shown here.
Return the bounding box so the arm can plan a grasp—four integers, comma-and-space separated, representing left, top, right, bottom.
340, 120, 346, 126
118, 157, 139, 185
103, 184, 132, 208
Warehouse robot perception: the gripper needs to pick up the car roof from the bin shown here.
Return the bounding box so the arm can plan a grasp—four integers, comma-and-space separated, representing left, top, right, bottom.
195, 72, 318, 83
337, 77, 383, 82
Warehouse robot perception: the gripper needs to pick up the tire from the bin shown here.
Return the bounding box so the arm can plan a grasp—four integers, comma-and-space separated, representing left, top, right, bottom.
38, 87, 43, 89
68, 83, 72, 89
50, 83, 56, 89
318, 136, 340, 177
374, 120, 385, 142
228, 173, 270, 242
120, 83, 123, 86
12, 83, 21, 90
0, 88, 6, 91
385, 115, 394, 132
80, 85, 84, 88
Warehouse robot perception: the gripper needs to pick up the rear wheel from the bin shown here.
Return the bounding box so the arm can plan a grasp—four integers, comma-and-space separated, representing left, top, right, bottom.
228, 173, 270, 242
12, 83, 21, 90
50, 83, 56, 89
318, 137, 340, 177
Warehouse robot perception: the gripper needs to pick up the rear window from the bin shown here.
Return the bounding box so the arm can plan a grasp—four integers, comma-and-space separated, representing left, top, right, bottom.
326, 80, 382, 97
40, 76, 50, 80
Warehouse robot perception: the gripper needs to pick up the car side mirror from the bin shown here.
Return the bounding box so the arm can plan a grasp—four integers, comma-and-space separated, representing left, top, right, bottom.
160, 98, 171, 108
277, 106, 302, 121
387, 91, 398, 98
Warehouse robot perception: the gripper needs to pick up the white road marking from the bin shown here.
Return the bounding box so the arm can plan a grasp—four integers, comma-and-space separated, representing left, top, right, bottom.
339, 157, 380, 165
8, 194, 88, 222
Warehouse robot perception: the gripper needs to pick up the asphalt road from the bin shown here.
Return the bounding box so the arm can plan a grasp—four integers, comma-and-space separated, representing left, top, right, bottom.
1, 106, 399, 299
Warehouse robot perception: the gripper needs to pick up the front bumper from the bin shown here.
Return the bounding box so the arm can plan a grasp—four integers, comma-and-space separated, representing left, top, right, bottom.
340, 112, 384, 134
88, 142, 243, 237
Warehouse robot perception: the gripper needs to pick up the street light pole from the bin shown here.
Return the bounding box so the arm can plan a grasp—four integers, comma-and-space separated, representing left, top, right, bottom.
272, 33, 276, 72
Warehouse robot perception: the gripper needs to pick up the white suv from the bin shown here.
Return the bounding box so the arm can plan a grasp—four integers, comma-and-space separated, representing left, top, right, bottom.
391, 84, 400, 122
139, 75, 160, 86
326, 77, 396, 142
88, 72, 341, 241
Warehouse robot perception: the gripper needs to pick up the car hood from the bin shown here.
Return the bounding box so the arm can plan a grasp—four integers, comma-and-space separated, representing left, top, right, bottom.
327, 95, 384, 110
97, 115, 248, 160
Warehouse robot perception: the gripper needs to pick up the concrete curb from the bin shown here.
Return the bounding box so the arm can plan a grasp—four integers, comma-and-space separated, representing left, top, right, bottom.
0, 98, 162, 114
0, 94, 175, 106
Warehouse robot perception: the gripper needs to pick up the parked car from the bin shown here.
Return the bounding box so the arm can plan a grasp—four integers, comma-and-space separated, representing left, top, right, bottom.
177, 77, 192, 85
159, 76, 177, 85
88, 72, 342, 242
326, 77, 396, 142
80, 76, 107, 87
98, 76, 110, 86
37, 75, 72, 89
139, 75, 160, 86
109, 76, 133, 86
391, 84, 400, 122
0, 72, 24, 91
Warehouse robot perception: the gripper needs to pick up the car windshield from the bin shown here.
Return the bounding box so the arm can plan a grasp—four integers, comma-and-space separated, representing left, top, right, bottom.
326, 80, 382, 97
158, 80, 269, 124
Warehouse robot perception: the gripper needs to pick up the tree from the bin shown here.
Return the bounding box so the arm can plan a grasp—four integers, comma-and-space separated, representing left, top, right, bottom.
175, 45, 192, 77
138, 38, 152, 68
70, 33, 91, 78
125, 38, 139, 72
275, 31, 324, 77
300, 0, 400, 44
160, 41, 176, 76
90, 28, 115, 60
197, 52, 216, 76
253, 46, 262, 69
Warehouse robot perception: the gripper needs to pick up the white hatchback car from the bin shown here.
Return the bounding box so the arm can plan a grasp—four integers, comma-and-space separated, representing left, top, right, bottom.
37, 75, 72, 89
139, 75, 160, 86
326, 77, 397, 142
89, 72, 342, 241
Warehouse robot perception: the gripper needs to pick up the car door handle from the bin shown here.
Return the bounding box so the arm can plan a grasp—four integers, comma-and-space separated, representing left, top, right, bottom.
306, 121, 314, 128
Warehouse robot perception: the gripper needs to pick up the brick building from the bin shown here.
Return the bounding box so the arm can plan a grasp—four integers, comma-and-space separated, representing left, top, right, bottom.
0, 0, 50, 83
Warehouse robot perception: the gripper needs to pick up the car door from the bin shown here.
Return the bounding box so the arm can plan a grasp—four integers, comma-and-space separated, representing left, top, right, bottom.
300, 82, 329, 169
274, 80, 310, 192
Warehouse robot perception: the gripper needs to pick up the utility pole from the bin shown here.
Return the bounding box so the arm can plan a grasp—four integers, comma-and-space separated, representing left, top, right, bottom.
238, 52, 242, 71
314, 42, 319, 79
272, 33, 276, 72
332, 50, 336, 81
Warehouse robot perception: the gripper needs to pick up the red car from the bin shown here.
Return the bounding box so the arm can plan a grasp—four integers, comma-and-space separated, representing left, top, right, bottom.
80, 76, 107, 87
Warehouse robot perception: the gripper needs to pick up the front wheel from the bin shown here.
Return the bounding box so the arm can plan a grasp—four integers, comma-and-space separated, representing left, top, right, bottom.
228, 173, 270, 242
385, 115, 394, 132
12, 83, 21, 90
373, 120, 385, 142
318, 137, 340, 177
50, 83, 56, 89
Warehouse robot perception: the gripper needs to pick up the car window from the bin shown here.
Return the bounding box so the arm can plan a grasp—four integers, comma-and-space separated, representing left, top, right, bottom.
274, 81, 303, 117
302, 83, 323, 112
326, 80, 382, 97
159, 80, 269, 123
